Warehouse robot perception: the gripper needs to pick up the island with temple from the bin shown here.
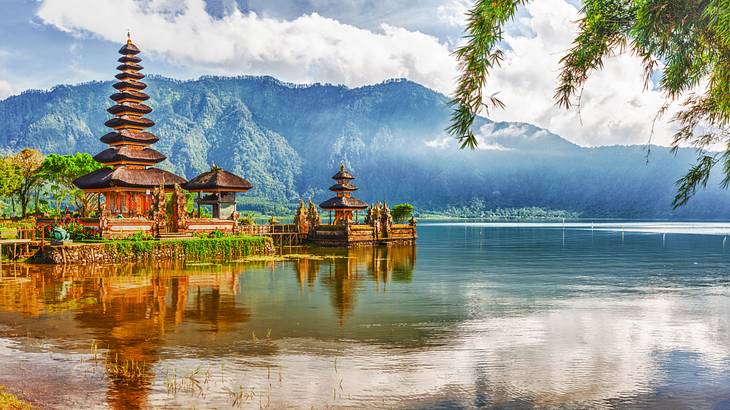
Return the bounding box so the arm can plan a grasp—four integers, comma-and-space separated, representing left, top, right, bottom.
19, 34, 416, 264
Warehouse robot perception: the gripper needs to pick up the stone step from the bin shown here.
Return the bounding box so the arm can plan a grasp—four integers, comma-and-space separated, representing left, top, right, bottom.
156, 232, 194, 240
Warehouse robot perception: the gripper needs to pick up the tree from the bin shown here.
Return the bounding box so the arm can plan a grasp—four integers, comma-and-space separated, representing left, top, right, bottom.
40, 153, 103, 216
10, 148, 45, 218
392, 203, 415, 223
449, 0, 729, 207
0, 156, 22, 216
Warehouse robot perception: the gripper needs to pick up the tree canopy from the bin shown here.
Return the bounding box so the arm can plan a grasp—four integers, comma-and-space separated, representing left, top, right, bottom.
449, 0, 730, 207
392, 203, 415, 223
10, 148, 45, 217
40, 153, 103, 216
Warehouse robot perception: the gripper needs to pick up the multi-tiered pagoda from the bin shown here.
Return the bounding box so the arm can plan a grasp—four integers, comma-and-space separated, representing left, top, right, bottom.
74, 34, 186, 218
319, 164, 368, 224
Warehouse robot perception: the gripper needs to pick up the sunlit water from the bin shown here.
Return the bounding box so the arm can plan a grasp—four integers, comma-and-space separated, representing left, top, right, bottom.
1, 223, 730, 409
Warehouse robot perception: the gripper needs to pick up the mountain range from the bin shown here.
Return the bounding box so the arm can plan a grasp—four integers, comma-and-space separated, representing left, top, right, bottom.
1, 75, 729, 219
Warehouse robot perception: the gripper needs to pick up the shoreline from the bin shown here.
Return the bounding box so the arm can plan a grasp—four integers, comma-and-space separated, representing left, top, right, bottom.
38, 235, 275, 265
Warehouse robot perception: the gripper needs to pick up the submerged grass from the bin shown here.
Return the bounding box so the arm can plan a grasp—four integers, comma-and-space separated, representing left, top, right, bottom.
0, 385, 31, 410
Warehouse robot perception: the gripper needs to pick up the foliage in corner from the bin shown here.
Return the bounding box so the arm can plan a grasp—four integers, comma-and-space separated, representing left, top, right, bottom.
450, 0, 730, 207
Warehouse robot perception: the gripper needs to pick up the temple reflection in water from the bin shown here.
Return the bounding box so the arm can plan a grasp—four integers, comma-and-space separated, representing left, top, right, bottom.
0, 245, 415, 408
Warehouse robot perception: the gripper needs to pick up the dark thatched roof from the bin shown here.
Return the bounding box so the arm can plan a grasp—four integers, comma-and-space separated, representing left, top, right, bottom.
115, 71, 145, 81
113, 80, 147, 91
73, 167, 186, 190
332, 164, 355, 180
117, 55, 141, 64
329, 182, 358, 192
119, 42, 141, 55
107, 103, 152, 116
116, 63, 143, 72
93, 147, 166, 165
110, 90, 149, 102
319, 196, 368, 210
105, 116, 154, 129
100, 130, 159, 145
182, 167, 253, 192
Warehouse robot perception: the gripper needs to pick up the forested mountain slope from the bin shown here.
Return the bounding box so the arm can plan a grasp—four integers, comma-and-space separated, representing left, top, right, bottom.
1, 75, 728, 218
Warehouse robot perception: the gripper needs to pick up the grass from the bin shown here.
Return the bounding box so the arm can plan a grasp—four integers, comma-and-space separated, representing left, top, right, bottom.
0, 385, 31, 410
100, 235, 272, 262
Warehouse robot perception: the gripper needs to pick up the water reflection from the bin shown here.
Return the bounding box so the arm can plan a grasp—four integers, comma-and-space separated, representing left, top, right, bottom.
0, 226, 729, 408
0, 245, 417, 408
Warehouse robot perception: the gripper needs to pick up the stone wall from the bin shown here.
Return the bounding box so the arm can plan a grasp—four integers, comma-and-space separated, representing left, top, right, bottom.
40, 236, 275, 265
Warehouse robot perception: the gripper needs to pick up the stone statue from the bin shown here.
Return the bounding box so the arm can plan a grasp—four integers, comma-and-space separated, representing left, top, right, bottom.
151, 184, 167, 235
370, 202, 381, 240
99, 207, 110, 233
307, 198, 321, 228
294, 200, 308, 234
172, 183, 188, 231
381, 201, 393, 237
52, 226, 70, 242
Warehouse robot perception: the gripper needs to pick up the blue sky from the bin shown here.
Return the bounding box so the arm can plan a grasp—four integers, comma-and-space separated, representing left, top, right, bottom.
0, 0, 675, 147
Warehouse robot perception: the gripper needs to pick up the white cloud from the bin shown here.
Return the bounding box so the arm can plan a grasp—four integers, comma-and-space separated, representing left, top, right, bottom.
36, 0, 457, 94
34, 0, 683, 147
488, 0, 676, 147
0, 80, 14, 100
436, 0, 471, 28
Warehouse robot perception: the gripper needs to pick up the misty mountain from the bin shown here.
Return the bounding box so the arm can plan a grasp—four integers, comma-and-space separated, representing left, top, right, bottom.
1, 75, 729, 219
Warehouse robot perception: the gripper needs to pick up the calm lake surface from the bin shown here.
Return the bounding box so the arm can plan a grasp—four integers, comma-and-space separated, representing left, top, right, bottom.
1, 222, 730, 409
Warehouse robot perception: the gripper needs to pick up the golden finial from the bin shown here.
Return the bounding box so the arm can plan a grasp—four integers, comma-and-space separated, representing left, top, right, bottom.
127, 31, 132, 44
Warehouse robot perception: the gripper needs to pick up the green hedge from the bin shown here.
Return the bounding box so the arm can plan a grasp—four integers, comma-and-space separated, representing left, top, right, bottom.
103, 235, 271, 261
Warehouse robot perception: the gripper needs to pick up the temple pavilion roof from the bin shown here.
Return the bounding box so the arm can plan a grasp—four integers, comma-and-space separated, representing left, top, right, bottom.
319, 163, 368, 210
74, 167, 186, 190
117, 55, 142, 64
110, 90, 150, 102
100, 130, 159, 145
183, 166, 253, 192
328, 182, 358, 192
319, 196, 368, 210
107, 102, 152, 116
332, 164, 355, 180
93, 147, 166, 165
119, 42, 140, 55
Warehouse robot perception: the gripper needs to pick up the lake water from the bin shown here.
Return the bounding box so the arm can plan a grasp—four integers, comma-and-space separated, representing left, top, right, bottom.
1, 222, 730, 409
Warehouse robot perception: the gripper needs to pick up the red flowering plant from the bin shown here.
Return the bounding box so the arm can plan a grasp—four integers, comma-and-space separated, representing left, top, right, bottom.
38, 221, 101, 241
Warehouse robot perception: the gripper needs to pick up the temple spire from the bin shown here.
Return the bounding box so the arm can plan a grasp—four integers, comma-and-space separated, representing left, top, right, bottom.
91, 34, 167, 168
74, 34, 186, 195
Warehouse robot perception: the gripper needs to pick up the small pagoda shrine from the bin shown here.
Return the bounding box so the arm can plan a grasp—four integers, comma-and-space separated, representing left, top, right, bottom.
319, 164, 368, 225
309, 164, 416, 247
74, 34, 187, 236
183, 165, 253, 220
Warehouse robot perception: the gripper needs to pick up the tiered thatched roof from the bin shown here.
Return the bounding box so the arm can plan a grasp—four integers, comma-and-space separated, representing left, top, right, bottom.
74, 34, 186, 190
320, 164, 368, 211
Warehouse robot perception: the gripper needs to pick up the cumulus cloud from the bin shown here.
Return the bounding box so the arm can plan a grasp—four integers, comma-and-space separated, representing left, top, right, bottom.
34, 0, 681, 147
488, 0, 676, 146
36, 0, 457, 93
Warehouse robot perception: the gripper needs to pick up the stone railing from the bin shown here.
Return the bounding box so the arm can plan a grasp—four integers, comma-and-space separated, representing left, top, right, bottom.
105, 218, 155, 239
187, 218, 237, 234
